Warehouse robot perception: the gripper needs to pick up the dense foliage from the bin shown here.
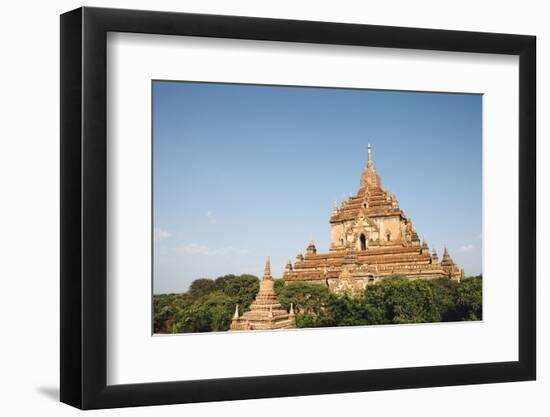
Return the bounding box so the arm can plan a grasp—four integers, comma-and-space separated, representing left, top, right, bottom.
154, 274, 259, 333
154, 274, 482, 333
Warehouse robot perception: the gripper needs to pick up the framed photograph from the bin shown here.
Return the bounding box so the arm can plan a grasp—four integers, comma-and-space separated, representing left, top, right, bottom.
60, 6, 536, 409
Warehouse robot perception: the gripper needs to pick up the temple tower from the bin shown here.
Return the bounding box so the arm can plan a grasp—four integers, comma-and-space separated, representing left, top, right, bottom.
283, 145, 464, 294
329, 144, 420, 252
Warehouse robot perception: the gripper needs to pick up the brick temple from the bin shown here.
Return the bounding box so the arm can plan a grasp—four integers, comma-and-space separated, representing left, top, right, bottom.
283, 145, 463, 295
230, 257, 296, 331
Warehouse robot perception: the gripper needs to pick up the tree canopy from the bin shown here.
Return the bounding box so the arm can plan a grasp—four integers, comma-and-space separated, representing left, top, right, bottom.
154, 274, 482, 333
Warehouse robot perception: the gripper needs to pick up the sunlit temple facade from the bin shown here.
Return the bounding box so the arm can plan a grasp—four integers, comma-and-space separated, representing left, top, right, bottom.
283, 145, 463, 295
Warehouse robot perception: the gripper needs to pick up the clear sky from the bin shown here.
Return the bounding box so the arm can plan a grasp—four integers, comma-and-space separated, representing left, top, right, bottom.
153, 81, 482, 294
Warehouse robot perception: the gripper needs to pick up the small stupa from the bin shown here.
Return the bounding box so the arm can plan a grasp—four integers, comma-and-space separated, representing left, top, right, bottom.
230, 257, 296, 331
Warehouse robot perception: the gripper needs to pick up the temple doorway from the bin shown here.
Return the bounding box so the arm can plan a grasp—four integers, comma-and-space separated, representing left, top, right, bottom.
360, 233, 367, 251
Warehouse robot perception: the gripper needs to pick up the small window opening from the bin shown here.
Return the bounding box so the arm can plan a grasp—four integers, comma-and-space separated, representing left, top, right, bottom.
360, 234, 367, 250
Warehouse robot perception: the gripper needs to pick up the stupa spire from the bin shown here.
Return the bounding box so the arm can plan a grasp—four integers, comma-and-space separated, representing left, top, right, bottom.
263, 256, 272, 280
440, 246, 461, 280
233, 304, 239, 319
367, 143, 372, 165
431, 248, 439, 263
285, 259, 293, 272
306, 240, 317, 255
357, 144, 381, 196
421, 238, 429, 253
441, 246, 455, 267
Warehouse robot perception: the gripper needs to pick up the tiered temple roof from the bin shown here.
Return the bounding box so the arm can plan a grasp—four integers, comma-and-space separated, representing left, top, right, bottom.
230, 257, 296, 331
283, 144, 463, 295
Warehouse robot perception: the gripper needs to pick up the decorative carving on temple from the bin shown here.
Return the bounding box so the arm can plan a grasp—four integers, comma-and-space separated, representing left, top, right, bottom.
283, 144, 463, 295
328, 265, 367, 295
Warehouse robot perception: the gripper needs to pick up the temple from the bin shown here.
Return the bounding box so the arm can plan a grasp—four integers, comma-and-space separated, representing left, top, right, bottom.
230, 257, 296, 331
283, 144, 463, 295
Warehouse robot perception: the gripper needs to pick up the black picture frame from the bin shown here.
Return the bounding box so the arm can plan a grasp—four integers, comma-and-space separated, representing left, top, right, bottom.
60, 6, 536, 410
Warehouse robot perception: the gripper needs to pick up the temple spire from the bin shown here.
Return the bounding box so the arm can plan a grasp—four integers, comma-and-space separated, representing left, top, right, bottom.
263, 256, 272, 280
367, 143, 372, 166
306, 240, 317, 255
421, 238, 429, 253
285, 259, 293, 272
431, 248, 439, 264
357, 143, 380, 196
441, 246, 455, 267
233, 304, 239, 319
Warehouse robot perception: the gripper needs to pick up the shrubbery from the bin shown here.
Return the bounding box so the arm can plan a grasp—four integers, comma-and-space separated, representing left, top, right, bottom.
154, 274, 482, 333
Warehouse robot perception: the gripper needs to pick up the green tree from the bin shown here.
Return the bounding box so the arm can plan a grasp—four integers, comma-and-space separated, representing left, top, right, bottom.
356, 276, 442, 325
215, 274, 259, 311
275, 281, 335, 328
153, 293, 190, 333
188, 278, 217, 299
328, 295, 368, 326
427, 278, 460, 321
456, 275, 482, 320
173, 291, 235, 333
362, 284, 389, 324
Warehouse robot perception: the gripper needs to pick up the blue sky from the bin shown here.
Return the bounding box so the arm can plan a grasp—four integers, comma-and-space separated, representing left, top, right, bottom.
153, 81, 482, 294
